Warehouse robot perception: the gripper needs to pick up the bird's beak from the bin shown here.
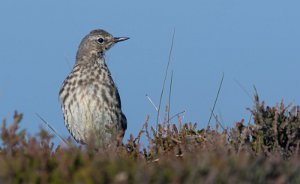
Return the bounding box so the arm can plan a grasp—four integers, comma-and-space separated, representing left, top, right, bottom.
114, 37, 130, 43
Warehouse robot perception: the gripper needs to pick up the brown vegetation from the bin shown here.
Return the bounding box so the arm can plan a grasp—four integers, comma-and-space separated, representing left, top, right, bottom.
1, 95, 300, 183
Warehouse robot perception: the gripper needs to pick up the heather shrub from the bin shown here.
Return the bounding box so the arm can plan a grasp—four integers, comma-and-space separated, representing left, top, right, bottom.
1, 96, 300, 183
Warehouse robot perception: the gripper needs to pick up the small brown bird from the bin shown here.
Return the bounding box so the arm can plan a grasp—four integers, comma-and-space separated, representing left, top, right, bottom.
59, 29, 128, 148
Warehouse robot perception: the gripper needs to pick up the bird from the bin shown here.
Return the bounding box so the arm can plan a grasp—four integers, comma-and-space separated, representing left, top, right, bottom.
59, 29, 128, 148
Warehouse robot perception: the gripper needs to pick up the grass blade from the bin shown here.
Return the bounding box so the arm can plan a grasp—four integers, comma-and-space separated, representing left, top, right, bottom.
156, 28, 176, 130
168, 70, 174, 124
36, 113, 69, 146
207, 73, 224, 127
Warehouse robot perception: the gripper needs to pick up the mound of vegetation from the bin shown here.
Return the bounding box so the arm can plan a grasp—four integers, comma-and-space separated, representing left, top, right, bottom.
1, 95, 300, 183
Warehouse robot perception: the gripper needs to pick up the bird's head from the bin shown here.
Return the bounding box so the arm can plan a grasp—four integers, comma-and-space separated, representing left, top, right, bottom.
76, 29, 129, 64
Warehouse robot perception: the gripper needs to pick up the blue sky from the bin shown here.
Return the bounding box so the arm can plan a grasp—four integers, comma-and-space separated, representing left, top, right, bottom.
0, 1, 299, 145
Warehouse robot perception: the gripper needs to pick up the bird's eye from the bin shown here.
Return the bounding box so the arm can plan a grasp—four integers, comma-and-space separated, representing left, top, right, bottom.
97, 38, 104, 43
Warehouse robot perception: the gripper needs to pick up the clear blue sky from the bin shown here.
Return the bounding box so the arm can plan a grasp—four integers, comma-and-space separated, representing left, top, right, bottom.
0, 1, 299, 145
